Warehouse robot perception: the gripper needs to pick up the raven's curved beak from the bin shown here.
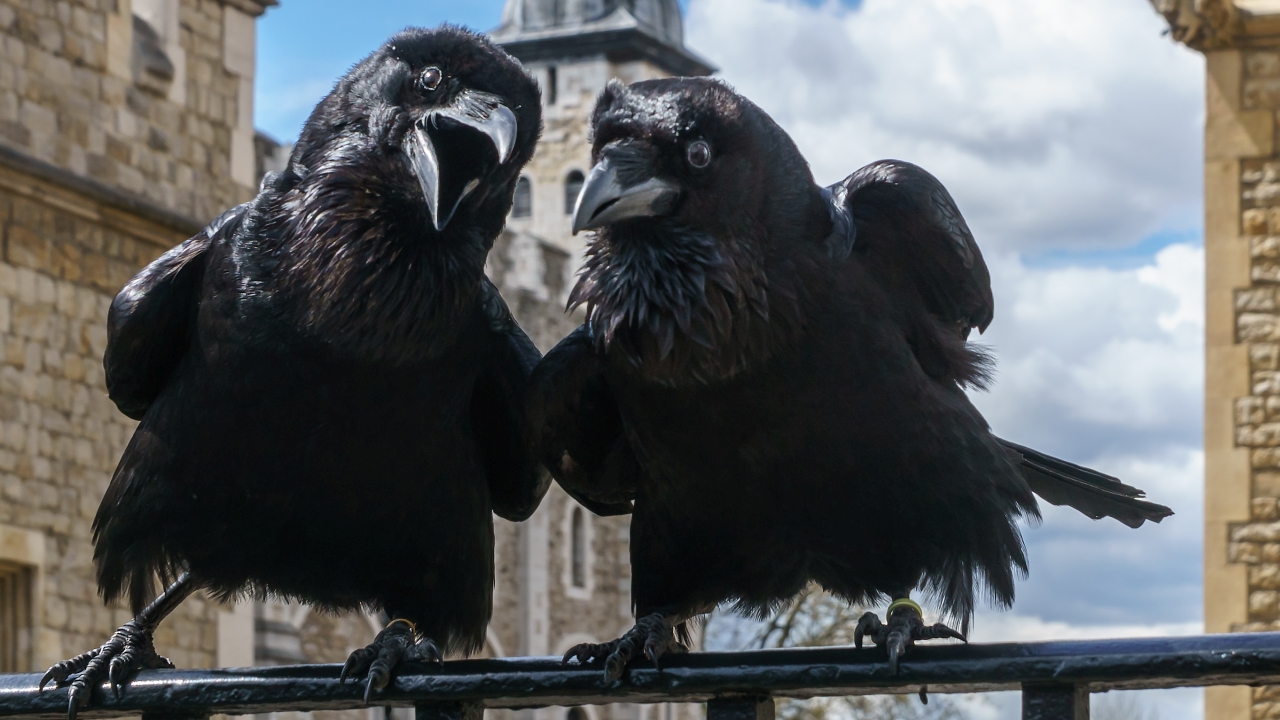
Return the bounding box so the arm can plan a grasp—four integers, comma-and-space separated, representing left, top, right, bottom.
403, 90, 518, 232
571, 145, 680, 235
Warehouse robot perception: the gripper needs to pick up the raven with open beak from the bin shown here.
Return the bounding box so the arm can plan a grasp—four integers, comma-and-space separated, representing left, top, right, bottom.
39, 27, 544, 718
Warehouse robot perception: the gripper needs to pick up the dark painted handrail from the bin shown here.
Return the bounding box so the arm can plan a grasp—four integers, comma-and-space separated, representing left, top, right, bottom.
0, 632, 1274, 720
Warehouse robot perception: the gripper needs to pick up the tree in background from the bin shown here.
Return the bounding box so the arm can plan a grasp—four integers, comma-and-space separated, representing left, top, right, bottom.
705, 584, 969, 720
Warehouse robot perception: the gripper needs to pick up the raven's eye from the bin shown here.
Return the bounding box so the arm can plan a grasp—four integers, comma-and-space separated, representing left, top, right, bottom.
686, 140, 712, 169
421, 66, 443, 91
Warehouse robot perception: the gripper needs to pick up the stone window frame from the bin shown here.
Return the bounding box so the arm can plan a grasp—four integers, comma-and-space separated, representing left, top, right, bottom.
130, 0, 186, 104
0, 523, 46, 673
564, 170, 585, 215
512, 176, 534, 219
561, 497, 594, 601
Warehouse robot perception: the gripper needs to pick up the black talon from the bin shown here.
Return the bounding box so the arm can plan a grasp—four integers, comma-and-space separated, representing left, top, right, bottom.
41, 574, 195, 719
857, 600, 964, 673
343, 619, 438, 703
68, 682, 91, 720
561, 613, 685, 682
419, 639, 444, 665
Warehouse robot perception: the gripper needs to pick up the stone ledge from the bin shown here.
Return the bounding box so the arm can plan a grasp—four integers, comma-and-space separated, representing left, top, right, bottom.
0, 145, 199, 248
218, 0, 279, 19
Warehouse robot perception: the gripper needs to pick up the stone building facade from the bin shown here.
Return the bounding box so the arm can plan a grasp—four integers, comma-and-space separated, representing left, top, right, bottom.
0, 0, 268, 678
1154, 1, 1280, 719
0, 1, 715, 720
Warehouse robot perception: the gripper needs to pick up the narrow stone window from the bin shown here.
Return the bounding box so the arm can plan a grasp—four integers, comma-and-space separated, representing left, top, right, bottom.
565, 170, 584, 215
131, 15, 174, 94
570, 507, 586, 589
512, 176, 532, 218
546, 66, 558, 106
132, 0, 179, 96
0, 562, 32, 672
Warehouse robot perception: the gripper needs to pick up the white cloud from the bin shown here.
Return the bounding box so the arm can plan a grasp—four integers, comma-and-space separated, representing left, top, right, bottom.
685, 0, 1204, 253
970, 612, 1201, 643
976, 245, 1203, 457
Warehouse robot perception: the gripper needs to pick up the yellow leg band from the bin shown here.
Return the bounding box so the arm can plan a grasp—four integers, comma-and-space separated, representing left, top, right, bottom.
386, 618, 417, 635
887, 598, 922, 617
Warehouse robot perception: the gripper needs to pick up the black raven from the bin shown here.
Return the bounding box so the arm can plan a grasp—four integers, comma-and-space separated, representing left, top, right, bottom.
528, 77, 1173, 680
39, 26, 544, 716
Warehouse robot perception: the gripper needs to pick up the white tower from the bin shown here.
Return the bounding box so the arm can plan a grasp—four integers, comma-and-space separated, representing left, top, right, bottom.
484, 7, 713, 720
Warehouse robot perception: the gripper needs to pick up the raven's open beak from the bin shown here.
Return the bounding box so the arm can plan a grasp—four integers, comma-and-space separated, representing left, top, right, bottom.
403, 90, 518, 232
571, 146, 680, 235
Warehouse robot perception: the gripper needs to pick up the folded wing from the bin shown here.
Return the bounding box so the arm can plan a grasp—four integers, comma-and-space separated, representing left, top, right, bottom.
104, 204, 246, 420
830, 160, 1172, 527
526, 327, 636, 517
473, 277, 551, 522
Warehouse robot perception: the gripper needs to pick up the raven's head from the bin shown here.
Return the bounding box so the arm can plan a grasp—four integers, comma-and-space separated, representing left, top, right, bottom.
290, 25, 541, 235
262, 27, 540, 363
568, 78, 829, 385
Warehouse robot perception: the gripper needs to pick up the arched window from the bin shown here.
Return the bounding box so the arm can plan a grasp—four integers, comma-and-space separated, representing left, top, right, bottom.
565, 170, 584, 215
570, 506, 586, 589
512, 176, 532, 218
565, 708, 588, 720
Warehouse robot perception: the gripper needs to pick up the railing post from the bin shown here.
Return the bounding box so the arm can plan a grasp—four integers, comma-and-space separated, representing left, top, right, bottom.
1022, 683, 1089, 720
416, 701, 483, 720
706, 696, 773, 720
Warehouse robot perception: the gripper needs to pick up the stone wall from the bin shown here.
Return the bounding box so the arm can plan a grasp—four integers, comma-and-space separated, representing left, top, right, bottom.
1188, 35, 1280, 720
0, 0, 257, 227
0, 168, 227, 671
0, 0, 266, 677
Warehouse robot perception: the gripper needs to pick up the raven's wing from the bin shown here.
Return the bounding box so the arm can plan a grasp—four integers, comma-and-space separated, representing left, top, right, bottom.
104, 204, 246, 420
997, 438, 1173, 528
474, 278, 552, 522
830, 159, 993, 337
526, 326, 636, 517
829, 161, 1172, 527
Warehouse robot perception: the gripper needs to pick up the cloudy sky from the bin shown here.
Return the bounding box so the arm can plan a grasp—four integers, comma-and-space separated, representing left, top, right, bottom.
256, 1, 1206, 717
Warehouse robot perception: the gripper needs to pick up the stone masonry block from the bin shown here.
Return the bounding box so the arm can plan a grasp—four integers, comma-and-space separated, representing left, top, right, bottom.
1242, 397, 1267, 425
1252, 590, 1280, 619
1243, 313, 1280, 342
1253, 563, 1280, 588
1255, 344, 1280, 371
1239, 424, 1280, 446
1243, 288, 1279, 311
1250, 52, 1280, 77
1247, 209, 1269, 235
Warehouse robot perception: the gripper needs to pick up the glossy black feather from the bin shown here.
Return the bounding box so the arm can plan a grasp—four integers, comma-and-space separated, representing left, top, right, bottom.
92, 26, 543, 654
529, 78, 1170, 633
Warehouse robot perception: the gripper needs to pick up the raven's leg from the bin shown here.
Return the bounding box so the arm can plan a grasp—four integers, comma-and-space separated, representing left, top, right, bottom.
341, 618, 443, 703
854, 596, 965, 673
562, 612, 688, 682
39, 573, 197, 720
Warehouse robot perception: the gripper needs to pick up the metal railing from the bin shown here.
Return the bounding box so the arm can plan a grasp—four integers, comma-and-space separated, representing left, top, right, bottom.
0, 632, 1276, 720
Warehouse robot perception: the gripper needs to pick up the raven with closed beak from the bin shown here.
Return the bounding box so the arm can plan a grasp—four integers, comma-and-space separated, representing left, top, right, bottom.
529, 78, 1172, 680
39, 27, 544, 717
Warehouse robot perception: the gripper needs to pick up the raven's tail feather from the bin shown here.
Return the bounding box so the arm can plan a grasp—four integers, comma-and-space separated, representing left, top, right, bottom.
996, 438, 1173, 529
